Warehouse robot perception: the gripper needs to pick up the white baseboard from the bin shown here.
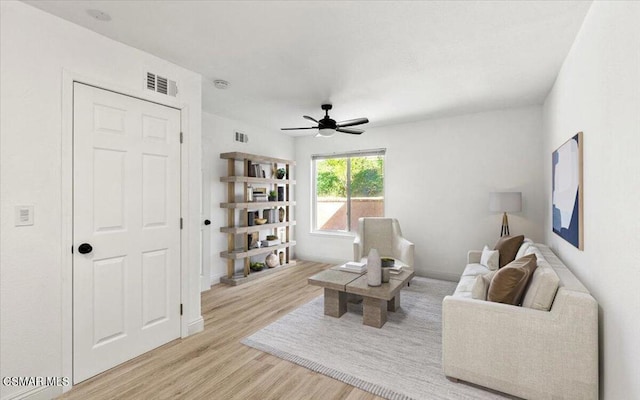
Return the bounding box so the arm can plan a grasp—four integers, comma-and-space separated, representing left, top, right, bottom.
3, 385, 62, 400
421, 270, 459, 282
187, 316, 204, 335
209, 271, 227, 286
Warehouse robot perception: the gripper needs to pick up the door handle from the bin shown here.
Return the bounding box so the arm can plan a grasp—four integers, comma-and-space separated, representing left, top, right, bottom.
204, 219, 211, 226
78, 243, 93, 254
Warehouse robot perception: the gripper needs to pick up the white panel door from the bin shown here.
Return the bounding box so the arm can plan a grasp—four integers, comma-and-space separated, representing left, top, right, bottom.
73, 83, 181, 383
201, 163, 212, 291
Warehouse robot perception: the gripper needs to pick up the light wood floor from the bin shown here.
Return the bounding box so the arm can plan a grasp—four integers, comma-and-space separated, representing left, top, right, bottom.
59, 261, 383, 400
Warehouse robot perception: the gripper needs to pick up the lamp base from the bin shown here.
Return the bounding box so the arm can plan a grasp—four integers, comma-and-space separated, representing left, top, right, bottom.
500, 212, 510, 237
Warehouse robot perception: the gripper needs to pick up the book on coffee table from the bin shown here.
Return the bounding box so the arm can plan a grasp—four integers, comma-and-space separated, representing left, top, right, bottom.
388, 265, 404, 274
340, 262, 366, 273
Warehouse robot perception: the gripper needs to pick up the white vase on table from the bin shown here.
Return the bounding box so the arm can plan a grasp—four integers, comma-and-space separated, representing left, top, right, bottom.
367, 248, 381, 287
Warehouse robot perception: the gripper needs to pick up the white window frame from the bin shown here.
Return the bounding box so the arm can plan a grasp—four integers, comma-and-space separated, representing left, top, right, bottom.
311, 148, 386, 235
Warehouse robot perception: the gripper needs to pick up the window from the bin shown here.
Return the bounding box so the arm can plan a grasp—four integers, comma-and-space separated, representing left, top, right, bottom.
312, 149, 385, 233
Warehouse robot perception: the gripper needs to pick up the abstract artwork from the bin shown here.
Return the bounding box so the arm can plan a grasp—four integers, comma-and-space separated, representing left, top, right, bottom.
552, 132, 583, 249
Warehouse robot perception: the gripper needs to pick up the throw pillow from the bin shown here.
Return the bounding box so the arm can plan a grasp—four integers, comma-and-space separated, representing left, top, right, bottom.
471, 271, 496, 300
480, 245, 499, 271
487, 254, 538, 305
515, 241, 531, 260
493, 235, 525, 268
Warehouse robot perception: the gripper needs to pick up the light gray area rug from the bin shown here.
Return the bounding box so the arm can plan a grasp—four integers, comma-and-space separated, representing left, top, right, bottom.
242, 277, 511, 400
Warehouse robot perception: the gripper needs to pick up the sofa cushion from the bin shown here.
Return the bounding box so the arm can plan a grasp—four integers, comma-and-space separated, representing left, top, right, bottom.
454, 275, 478, 296
480, 246, 499, 271
515, 241, 532, 260
493, 235, 524, 268
461, 263, 491, 277
471, 271, 496, 300
521, 264, 560, 311
487, 254, 537, 305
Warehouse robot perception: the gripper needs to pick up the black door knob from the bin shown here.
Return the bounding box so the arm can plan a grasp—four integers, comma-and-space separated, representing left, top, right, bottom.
204, 219, 211, 225
78, 243, 93, 254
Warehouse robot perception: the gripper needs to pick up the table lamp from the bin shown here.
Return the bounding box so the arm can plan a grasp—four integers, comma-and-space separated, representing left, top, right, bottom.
489, 192, 522, 237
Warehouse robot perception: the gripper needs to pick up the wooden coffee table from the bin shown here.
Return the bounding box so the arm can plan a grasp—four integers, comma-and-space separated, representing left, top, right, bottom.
308, 266, 415, 328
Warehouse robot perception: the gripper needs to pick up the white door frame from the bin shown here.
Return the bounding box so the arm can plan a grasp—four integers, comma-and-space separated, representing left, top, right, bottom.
60, 69, 195, 390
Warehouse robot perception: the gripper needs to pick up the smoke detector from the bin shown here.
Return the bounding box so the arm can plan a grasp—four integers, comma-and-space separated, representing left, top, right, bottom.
86, 9, 111, 22
213, 80, 230, 90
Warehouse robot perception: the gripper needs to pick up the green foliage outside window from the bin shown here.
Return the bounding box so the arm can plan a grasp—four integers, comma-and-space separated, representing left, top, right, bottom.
316, 156, 383, 197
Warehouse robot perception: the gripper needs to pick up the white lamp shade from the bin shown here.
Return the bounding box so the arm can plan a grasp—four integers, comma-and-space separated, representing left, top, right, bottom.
489, 192, 522, 213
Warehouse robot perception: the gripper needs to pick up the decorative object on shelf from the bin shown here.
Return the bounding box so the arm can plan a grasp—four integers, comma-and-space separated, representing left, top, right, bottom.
253, 187, 267, 202
265, 253, 279, 268
367, 248, 381, 287
277, 186, 285, 201
278, 207, 285, 222
263, 209, 276, 224
552, 132, 583, 250
252, 163, 264, 178
279, 251, 284, 265
276, 168, 286, 179
246, 184, 253, 202
261, 237, 280, 247
268, 190, 277, 201
249, 262, 264, 272
247, 160, 255, 177
489, 192, 522, 237
249, 232, 259, 248
255, 218, 267, 225
247, 211, 255, 226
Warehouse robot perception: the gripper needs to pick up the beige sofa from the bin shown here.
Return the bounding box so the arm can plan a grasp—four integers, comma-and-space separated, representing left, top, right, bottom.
442, 243, 598, 400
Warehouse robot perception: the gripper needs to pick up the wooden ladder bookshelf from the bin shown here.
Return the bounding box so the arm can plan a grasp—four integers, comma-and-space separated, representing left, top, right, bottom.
219, 152, 296, 285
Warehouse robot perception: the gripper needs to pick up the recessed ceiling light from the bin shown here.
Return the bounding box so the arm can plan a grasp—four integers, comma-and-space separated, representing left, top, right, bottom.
213, 80, 230, 89
87, 9, 111, 22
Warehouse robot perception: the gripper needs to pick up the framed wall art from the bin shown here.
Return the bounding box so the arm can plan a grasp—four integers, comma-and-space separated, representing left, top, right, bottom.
552, 132, 583, 250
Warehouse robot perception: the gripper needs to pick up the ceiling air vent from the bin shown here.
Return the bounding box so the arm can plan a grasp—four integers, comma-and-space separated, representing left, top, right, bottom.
146, 72, 178, 97
235, 132, 248, 143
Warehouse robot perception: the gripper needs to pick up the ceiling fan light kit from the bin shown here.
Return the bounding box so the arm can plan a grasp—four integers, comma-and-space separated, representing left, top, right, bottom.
282, 104, 369, 136
316, 128, 335, 138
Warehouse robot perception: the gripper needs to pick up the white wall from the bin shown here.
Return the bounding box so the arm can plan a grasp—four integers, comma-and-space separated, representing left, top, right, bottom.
0, 2, 202, 399
541, 2, 640, 399
202, 112, 295, 283
295, 106, 544, 279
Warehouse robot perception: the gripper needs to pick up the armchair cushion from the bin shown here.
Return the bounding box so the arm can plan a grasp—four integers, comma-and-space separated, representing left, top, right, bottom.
354, 217, 414, 268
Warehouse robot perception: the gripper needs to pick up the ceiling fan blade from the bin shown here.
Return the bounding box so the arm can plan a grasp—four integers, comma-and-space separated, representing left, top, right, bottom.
281, 126, 318, 130
336, 118, 369, 128
303, 115, 319, 123
336, 127, 364, 135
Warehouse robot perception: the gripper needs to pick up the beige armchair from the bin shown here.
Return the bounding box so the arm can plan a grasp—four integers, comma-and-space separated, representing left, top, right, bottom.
353, 217, 414, 268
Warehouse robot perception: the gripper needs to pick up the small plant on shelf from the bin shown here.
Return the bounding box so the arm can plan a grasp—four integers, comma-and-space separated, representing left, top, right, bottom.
250, 262, 265, 272
276, 168, 286, 179
268, 190, 277, 201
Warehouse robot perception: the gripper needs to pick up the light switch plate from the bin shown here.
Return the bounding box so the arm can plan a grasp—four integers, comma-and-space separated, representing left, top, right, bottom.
15, 206, 34, 226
